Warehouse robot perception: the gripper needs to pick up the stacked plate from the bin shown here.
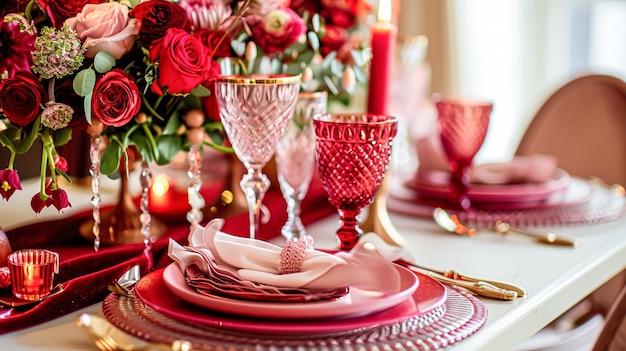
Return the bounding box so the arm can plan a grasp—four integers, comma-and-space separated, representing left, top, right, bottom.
388, 168, 626, 227
101, 261, 488, 350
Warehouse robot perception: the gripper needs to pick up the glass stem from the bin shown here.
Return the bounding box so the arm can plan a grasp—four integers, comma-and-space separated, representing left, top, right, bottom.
240, 168, 269, 239
336, 209, 362, 250
89, 135, 101, 251
451, 165, 472, 211
282, 195, 304, 239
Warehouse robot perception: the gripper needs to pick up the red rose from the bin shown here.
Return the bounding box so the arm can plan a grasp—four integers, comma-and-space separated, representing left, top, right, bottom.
130, 0, 191, 43
320, 25, 348, 57
320, 6, 356, 29
37, 0, 104, 28
201, 81, 220, 122
149, 28, 218, 95
0, 73, 45, 126
193, 28, 233, 58
249, 8, 306, 55
91, 69, 141, 127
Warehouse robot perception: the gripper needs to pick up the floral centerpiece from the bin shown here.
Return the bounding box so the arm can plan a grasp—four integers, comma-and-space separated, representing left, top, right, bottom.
0, 0, 372, 217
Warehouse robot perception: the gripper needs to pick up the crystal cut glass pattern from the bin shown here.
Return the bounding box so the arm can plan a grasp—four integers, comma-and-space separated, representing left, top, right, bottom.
215, 74, 300, 239
314, 113, 398, 250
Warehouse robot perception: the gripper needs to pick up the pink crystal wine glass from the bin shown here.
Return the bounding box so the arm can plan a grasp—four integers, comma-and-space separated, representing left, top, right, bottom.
215, 74, 300, 239
314, 113, 398, 250
435, 97, 493, 211
275, 91, 328, 240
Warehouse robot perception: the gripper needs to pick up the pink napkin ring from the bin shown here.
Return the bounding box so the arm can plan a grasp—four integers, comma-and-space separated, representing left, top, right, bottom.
279, 236, 314, 274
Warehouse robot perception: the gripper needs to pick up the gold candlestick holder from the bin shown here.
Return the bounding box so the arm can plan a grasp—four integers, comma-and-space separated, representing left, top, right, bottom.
360, 171, 406, 247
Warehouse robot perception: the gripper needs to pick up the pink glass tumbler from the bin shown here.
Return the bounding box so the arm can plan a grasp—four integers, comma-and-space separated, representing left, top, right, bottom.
314, 113, 398, 250
435, 97, 493, 211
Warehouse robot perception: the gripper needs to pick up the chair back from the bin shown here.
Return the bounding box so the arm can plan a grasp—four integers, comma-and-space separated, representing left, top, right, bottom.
592, 285, 626, 351
516, 74, 626, 186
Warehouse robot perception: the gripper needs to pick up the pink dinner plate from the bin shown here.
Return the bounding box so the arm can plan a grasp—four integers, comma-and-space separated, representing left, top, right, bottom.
394, 168, 590, 211
159, 263, 418, 320
134, 264, 446, 334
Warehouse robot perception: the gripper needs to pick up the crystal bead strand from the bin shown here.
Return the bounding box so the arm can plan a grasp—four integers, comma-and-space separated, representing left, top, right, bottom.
89, 135, 101, 252
139, 160, 153, 268
186, 144, 205, 229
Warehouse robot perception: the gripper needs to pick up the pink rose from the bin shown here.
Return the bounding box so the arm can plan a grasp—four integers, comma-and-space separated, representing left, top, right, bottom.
65, 2, 140, 59
250, 8, 306, 55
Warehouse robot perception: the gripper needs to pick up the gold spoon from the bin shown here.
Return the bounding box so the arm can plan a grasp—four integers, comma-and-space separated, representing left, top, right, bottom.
0, 284, 64, 307
433, 207, 580, 247
494, 220, 580, 247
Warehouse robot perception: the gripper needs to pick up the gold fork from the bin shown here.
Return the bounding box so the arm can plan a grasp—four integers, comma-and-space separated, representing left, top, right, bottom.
77, 313, 192, 351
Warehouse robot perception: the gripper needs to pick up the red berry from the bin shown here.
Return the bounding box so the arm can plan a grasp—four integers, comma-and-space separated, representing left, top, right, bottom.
55, 156, 69, 172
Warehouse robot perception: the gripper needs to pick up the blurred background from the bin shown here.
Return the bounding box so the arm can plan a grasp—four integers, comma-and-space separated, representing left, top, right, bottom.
397, 0, 626, 163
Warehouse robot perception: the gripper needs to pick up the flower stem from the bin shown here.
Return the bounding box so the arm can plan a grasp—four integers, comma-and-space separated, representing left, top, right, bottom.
141, 123, 158, 159
8, 151, 16, 170
39, 139, 49, 201
141, 95, 166, 121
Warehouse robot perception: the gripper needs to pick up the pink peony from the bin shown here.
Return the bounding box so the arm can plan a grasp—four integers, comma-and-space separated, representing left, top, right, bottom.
249, 8, 306, 55
65, 2, 141, 59
0, 18, 36, 78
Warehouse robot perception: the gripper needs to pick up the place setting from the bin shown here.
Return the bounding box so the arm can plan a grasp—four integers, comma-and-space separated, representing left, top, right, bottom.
386, 96, 626, 231
86, 107, 502, 351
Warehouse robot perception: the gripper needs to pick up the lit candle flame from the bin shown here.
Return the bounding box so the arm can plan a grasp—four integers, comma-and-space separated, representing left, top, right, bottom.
378, 0, 392, 23
151, 174, 170, 197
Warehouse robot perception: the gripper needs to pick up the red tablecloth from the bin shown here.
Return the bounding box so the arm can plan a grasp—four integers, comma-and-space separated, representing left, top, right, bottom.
0, 176, 335, 334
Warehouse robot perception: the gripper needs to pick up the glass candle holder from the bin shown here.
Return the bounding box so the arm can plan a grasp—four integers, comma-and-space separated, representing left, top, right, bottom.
7, 249, 59, 301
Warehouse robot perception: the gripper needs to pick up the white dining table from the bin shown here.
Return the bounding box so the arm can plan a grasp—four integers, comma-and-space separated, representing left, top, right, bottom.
0, 178, 625, 351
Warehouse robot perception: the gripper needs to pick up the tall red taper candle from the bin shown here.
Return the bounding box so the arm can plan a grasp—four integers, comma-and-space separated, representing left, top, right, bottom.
367, 0, 397, 115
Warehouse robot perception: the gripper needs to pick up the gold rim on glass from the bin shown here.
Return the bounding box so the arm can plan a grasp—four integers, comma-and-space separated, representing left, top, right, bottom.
218, 74, 302, 85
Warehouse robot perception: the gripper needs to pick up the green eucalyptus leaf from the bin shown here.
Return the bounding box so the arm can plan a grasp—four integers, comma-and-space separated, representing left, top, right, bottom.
205, 128, 225, 146
232, 40, 246, 56
297, 50, 315, 65
307, 32, 320, 51
52, 128, 73, 146
100, 142, 122, 175
84, 91, 92, 124
285, 62, 303, 75
351, 49, 365, 67
156, 134, 183, 165
183, 94, 202, 110
191, 85, 211, 97
162, 111, 182, 135
312, 13, 321, 32
353, 66, 367, 82
93, 51, 116, 73
321, 51, 337, 69
131, 134, 155, 163
73, 68, 96, 97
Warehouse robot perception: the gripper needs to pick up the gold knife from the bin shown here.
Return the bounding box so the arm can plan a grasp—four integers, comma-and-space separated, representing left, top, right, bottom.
405, 261, 527, 298
408, 266, 518, 301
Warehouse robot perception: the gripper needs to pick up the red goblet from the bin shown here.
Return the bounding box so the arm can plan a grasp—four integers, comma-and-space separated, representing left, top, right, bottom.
435, 97, 493, 211
314, 113, 398, 250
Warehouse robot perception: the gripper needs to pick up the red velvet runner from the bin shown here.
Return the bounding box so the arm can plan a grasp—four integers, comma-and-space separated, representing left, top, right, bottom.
0, 178, 335, 334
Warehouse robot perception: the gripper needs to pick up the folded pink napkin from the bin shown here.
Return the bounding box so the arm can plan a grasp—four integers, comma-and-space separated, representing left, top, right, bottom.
416, 135, 559, 184
168, 219, 401, 295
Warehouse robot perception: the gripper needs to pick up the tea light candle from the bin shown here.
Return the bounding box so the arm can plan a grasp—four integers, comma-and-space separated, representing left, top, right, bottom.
367, 0, 397, 115
150, 174, 171, 210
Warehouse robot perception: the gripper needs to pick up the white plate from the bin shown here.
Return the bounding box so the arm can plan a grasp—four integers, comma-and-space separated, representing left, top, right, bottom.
162, 263, 419, 319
